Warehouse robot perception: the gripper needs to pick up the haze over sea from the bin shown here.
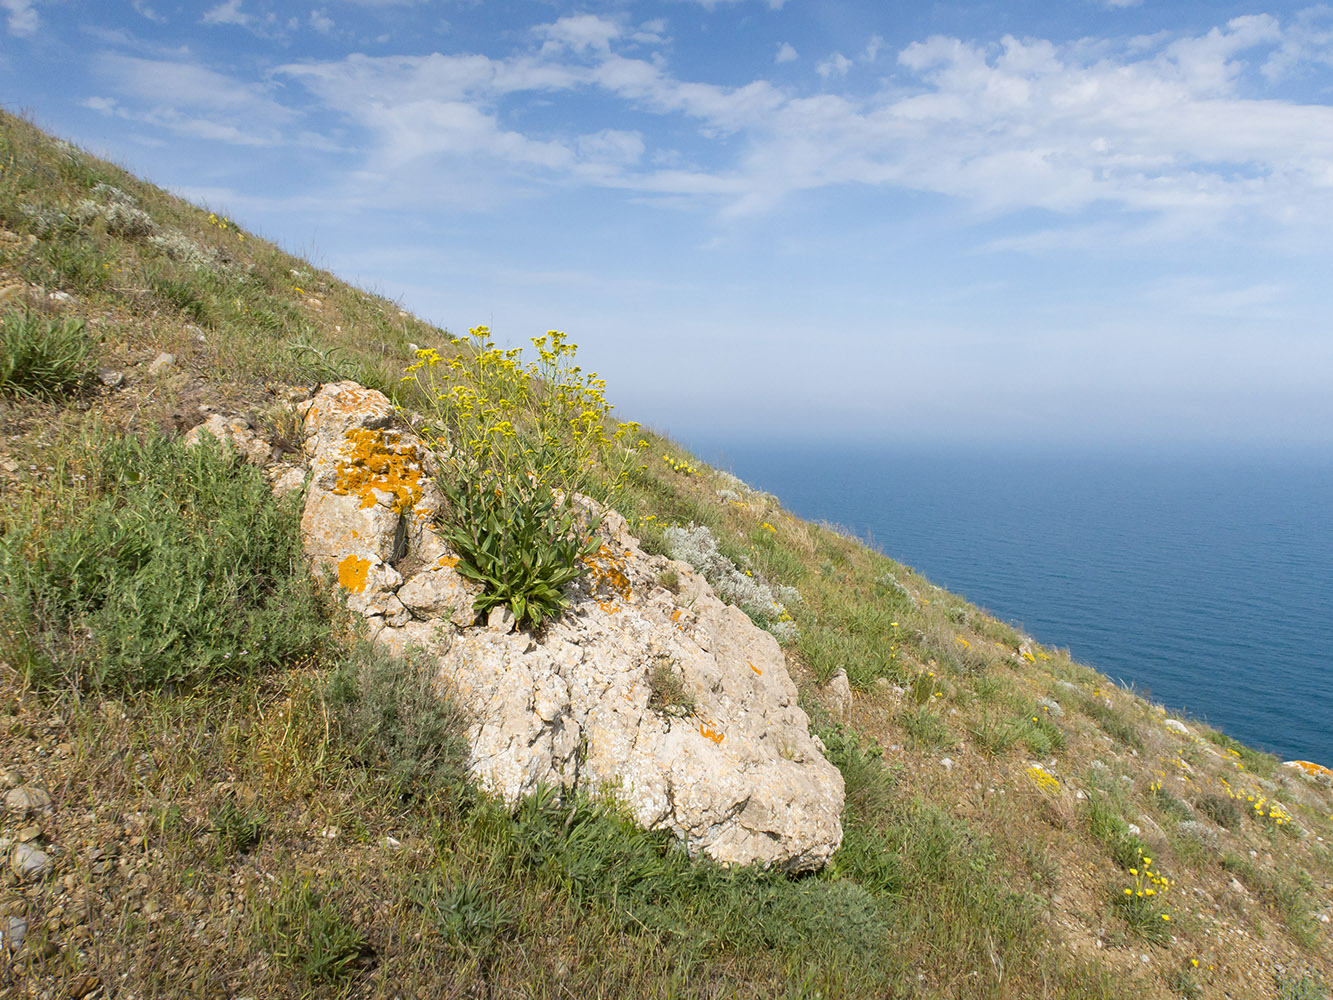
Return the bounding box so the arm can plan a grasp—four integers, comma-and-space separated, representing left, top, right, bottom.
695, 442, 1333, 766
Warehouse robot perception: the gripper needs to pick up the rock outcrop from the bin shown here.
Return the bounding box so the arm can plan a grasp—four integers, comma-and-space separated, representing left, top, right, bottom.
288, 381, 844, 871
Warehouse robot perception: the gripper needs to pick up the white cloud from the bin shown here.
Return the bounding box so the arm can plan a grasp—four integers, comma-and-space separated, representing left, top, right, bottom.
775, 42, 797, 64
538, 14, 621, 55
2, 0, 37, 37
260, 11, 1333, 232
863, 34, 883, 62
677, 0, 786, 8
815, 52, 851, 79
202, 0, 248, 27
310, 8, 333, 34
132, 1, 165, 24
1103, 0, 1144, 8
88, 55, 312, 148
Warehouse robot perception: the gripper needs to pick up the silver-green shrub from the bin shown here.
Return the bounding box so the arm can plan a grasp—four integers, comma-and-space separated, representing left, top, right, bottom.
664, 522, 798, 642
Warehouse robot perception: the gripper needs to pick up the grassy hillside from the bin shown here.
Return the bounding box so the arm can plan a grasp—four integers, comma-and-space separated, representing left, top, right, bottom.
1, 109, 1330, 999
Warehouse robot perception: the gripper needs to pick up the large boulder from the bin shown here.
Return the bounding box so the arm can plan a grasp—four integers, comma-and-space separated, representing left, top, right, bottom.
295, 382, 844, 871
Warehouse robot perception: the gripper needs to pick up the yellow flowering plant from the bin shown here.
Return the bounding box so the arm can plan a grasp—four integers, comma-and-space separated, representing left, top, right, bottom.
404, 326, 646, 629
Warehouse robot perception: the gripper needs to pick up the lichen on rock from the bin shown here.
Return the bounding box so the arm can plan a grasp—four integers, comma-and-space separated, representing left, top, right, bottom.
291, 380, 845, 871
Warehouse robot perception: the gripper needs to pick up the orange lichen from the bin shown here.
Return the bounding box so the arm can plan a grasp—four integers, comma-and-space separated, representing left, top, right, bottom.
435, 554, 460, 570
749, 661, 762, 676
700, 722, 725, 745
331, 427, 423, 514
1287, 760, 1333, 778
338, 554, 371, 594
581, 543, 632, 601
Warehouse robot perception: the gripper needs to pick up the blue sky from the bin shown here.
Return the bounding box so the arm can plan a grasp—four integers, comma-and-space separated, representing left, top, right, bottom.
3, 1, 1333, 452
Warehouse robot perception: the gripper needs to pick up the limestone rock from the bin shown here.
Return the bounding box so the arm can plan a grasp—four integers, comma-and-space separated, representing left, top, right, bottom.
824, 668, 853, 720
1163, 718, 1192, 735
185, 413, 272, 465
295, 381, 845, 871
398, 564, 476, 626
437, 507, 844, 871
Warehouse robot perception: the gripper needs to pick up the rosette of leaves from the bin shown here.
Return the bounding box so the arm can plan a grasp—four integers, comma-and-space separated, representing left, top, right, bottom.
439, 473, 599, 630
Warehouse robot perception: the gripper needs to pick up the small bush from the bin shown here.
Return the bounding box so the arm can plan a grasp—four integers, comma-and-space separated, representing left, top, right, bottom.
0, 310, 97, 400
0, 430, 328, 691
665, 522, 799, 642
255, 879, 367, 985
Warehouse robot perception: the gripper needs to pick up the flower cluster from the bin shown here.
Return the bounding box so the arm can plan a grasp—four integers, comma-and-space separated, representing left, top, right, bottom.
1026, 765, 1061, 795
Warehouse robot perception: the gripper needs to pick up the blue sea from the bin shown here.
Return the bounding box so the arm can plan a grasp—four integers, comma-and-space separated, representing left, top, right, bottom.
693, 442, 1333, 766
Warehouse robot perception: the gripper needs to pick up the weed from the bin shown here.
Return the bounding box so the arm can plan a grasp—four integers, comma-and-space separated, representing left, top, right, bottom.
412, 873, 515, 955
0, 310, 98, 399
898, 704, 954, 750
325, 643, 469, 804
255, 878, 368, 985
210, 796, 264, 856
1198, 793, 1243, 830
647, 655, 696, 717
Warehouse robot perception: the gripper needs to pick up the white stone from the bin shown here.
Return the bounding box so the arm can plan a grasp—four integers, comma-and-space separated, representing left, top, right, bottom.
1164, 718, 1191, 735
185, 414, 271, 466
824, 669, 852, 720
10, 843, 51, 881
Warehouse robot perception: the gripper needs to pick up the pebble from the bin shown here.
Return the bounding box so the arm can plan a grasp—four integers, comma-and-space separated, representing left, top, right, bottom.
11, 842, 52, 881
97, 368, 124, 388
0, 915, 26, 954
147, 352, 177, 375
5, 785, 52, 816
940, 757, 953, 772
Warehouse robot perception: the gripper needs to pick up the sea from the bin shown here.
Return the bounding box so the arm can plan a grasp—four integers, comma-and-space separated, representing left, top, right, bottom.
693, 442, 1333, 766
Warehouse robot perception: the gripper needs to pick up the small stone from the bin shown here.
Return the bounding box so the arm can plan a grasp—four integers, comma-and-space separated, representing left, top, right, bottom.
0, 915, 26, 954
1127, 823, 1141, 836
5, 785, 52, 816
11, 843, 52, 881
271, 466, 307, 498
383, 836, 402, 850
823, 669, 852, 720
16, 826, 40, 843
1, 770, 20, 789
1164, 719, 1191, 735
486, 606, 516, 633
147, 352, 177, 375
940, 757, 953, 772
96, 368, 124, 388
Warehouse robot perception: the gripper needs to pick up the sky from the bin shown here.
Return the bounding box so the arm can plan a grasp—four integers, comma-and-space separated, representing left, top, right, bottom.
3, 0, 1333, 452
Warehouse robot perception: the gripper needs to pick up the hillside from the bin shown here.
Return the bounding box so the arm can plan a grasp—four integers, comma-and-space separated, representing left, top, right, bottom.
1, 109, 1330, 1000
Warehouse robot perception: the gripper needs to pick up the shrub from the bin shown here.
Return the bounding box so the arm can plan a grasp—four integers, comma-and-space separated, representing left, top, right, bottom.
664, 522, 798, 641
0, 430, 328, 691
0, 310, 98, 400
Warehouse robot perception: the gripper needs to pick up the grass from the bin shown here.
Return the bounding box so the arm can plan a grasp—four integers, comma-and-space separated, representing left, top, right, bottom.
0, 426, 328, 691
0, 309, 98, 400
2, 108, 1330, 1000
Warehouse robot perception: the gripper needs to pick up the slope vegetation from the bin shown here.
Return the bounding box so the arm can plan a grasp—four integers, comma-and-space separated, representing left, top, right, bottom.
1, 110, 1330, 1000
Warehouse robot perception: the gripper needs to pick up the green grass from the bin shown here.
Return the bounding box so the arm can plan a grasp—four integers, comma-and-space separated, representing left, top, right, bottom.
0, 309, 99, 400
0, 426, 328, 691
